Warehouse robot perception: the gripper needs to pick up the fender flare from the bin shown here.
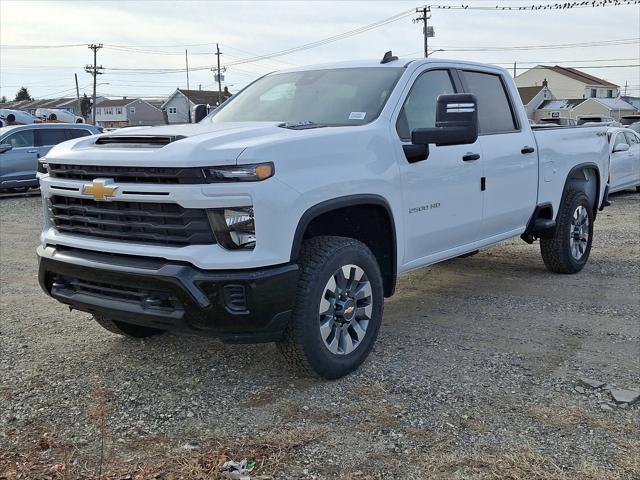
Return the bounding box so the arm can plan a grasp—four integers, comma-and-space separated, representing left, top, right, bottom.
562, 162, 602, 212
289, 194, 398, 295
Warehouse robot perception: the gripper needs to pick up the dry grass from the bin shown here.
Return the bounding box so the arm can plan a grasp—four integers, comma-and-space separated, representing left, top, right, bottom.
0, 427, 325, 479
418, 441, 640, 480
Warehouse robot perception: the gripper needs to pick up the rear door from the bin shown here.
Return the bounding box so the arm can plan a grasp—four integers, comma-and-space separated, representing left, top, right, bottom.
459, 69, 538, 239
394, 67, 484, 267
0, 129, 38, 185
34, 127, 69, 157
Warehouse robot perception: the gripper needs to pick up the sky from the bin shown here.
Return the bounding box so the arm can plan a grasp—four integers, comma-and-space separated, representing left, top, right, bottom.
0, 0, 639, 102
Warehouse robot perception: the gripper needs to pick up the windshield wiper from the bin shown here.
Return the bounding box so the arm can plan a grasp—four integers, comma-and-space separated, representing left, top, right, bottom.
278, 121, 328, 130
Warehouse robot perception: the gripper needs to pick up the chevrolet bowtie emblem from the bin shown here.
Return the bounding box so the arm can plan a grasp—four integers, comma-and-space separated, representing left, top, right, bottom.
82, 179, 118, 201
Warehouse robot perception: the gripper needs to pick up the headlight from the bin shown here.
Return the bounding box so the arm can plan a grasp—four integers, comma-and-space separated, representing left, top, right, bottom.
37, 157, 49, 174
202, 163, 274, 183
207, 207, 256, 250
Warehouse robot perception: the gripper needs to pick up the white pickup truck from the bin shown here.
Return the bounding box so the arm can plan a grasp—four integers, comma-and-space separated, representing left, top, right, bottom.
37, 54, 610, 379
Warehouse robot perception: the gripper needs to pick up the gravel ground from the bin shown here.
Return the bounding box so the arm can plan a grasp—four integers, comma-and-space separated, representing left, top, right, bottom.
1, 192, 638, 479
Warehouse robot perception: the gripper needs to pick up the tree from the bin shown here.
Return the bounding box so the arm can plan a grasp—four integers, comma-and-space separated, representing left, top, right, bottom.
0, 95, 7, 104
14, 87, 32, 101
80, 93, 92, 117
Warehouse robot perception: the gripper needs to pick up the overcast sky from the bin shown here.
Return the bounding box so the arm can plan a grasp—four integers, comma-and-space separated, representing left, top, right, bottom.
1, 0, 638, 101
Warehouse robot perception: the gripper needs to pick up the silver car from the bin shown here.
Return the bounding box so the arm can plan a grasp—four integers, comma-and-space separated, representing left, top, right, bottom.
0, 123, 102, 192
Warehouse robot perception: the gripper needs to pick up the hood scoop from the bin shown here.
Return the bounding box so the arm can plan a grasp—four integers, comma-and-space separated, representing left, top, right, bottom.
94, 135, 186, 148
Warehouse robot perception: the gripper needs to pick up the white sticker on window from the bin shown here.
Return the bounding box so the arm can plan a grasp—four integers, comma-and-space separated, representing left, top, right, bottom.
349, 112, 366, 120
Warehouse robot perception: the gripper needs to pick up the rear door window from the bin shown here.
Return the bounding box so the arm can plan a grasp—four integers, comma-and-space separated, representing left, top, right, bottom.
35, 128, 68, 147
66, 128, 93, 139
3, 129, 34, 148
461, 71, 518, 134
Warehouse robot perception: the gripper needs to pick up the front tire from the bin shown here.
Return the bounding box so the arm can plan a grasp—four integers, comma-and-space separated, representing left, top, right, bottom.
540, 189, 594, 274
277, 236, 384, 379
93, 314, 165, 338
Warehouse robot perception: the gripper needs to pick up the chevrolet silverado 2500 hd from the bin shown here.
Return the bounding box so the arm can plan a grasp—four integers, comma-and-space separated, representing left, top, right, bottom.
37, 55, 610, 379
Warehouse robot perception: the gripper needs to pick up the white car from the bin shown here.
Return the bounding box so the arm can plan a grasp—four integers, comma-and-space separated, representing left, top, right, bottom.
37, 55, 610, 378
607, 127, 640, 193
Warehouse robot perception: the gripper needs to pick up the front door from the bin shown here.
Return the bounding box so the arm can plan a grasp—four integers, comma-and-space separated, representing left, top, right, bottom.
394, 68, 484, 269
0, 129, 38, 186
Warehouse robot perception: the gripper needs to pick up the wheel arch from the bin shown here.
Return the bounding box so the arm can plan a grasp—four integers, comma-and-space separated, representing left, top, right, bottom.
562, 162, 601, 218
290, 194, 397, 297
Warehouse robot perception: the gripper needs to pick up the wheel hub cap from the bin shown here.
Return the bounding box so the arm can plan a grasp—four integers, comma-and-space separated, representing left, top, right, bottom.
318, 264, 373, 355
569, 205, 589, 261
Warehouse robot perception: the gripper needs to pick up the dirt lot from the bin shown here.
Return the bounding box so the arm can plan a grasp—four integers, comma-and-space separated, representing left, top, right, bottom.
1, 192, 638, 479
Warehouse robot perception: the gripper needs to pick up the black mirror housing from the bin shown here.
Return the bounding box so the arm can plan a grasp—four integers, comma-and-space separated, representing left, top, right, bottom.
411, 93, 479, 147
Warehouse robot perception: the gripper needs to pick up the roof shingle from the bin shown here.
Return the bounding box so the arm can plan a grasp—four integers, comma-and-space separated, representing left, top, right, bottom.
540, 65, 618, 88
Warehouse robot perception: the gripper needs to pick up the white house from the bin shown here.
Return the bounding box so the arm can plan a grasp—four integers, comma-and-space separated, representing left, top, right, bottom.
516, 65, 619, 100
533, 97, 637, 122
517, 84, 554, 120
161, 88, 232, 124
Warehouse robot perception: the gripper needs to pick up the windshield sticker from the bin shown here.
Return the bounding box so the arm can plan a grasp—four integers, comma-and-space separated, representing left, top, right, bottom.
349, 112, 366, 120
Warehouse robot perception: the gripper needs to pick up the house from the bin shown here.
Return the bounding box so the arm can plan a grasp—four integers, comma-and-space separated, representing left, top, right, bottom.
162, 88, 232, 124
533, 99, 586, 123
516, 65, 619, 100
94, 98, 164, 128
534, 97, 637, 123
3, 97, 92, 117
571, 97, 637, 121
517, 83, 554, 120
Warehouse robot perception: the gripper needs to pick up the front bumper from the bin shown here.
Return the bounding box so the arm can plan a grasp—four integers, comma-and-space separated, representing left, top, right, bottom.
37, 245, 299, 343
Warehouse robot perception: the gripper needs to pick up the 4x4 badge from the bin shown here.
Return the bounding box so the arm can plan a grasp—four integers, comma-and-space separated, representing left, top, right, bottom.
82, 179, 118, 201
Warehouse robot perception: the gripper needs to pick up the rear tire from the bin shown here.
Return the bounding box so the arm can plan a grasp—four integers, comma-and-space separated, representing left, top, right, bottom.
277, 236, 384, 379
93, 314, 165, 338
540, 189, 594, 274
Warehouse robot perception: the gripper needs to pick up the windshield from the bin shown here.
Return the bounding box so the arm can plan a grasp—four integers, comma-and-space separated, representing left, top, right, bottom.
210, 67, 404, 127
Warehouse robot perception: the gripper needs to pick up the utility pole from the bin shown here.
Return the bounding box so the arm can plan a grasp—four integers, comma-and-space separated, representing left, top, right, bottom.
215, 43, 223, 105
74, 73, 81, 118
513, 62, 517, 78
185, 49, 192, 123
414, 6, 432, 58
624, 80, 628, 96
85, 44, 103, 125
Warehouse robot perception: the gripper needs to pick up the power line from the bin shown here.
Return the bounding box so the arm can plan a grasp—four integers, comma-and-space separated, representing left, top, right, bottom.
427, 0, 639, 10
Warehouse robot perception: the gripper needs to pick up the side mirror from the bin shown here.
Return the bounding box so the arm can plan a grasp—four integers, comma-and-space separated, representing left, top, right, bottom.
0, 144, 13, 154
193, 104, 208, 123
411, 94, 479, 147
613, 143, 630, 153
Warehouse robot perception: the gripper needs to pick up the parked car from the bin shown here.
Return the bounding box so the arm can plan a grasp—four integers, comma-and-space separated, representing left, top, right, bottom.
538, 117, 578, 126
620, 114, 640, 126
607, 127, 640, 194
0, 108, 38, 127
0, 123, 101, 192
628, 121, 640, 135
37, 55, 610, 379
35, 108, 85, 124
577, 115, 616, 125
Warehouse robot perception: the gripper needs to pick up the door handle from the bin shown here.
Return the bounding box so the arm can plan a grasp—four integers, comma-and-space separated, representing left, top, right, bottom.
463, 153, 480, 161
521, 146, 535, 154
27, 149, 38, 153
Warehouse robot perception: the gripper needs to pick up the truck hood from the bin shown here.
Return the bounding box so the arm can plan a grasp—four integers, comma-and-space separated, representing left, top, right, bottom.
47, 122, 333, 167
